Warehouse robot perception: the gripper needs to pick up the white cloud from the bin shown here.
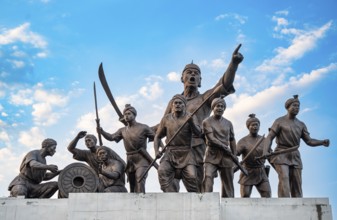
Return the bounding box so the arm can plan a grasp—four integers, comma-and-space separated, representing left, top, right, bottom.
215, 14, 226, 21
0, 148, 22, 183
34, 89, 68, 106
0, 120, 5, 126
10, 84, 71, 126
167, 71, 180, 82
138, 76, 164, 101
139, 82, 163, 100
31, 88, 69, 126
1, 112, 8, 117
0, 131, 10, 142
215, 13, 247, 25
32, 102, 60, 125
35, 52, 48, 58
294, 63, 337, 86
0, 23, 47, 49
18, 126, 45, 149
226, 63, 337, 131
11, 50, 26, 58
10, 89, 34, 105
236, 33, 246, 44
210, 58, 226, 70
272, 16, 289, 31
9, 59, 25, 68
256, 20, 333, 74
275, 10, 289, 16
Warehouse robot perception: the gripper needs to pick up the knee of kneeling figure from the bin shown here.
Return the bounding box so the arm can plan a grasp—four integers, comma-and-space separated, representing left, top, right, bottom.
11, 185, 28, 197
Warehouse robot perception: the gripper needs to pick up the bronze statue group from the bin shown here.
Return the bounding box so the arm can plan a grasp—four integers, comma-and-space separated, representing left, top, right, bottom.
8, 44, 330, 199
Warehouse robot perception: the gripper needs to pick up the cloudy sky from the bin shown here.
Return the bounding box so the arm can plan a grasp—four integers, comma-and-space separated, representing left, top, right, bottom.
1, 0, 336, 215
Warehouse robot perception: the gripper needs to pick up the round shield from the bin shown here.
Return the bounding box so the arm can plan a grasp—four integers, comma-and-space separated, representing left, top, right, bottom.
58, 162, 99, 198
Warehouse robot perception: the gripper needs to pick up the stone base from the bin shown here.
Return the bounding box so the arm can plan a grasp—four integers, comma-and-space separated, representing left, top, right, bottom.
0, 193, 333, 220
221, 198, 332, 220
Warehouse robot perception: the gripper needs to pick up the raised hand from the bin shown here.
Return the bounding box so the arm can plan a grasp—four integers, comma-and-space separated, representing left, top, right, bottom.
232, 44, 244, 64
77, 131, 87, 139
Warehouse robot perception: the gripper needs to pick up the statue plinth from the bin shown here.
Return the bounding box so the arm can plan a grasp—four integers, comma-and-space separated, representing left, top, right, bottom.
0, 193, 332, 220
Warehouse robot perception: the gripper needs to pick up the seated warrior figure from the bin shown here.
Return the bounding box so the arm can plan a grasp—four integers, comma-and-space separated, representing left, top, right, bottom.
154, 94, 202, 192
263, 95, 330, 197
202, 96, 236, 198
96, 146, 128, 192
8, 138, 60, 198
97, 104, 155, 193
236, 114, 271, 198
67, 131, 126, 176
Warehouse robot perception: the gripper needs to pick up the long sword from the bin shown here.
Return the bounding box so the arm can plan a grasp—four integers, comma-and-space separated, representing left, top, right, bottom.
98, 63, 127, 125
94, 82, 103, 146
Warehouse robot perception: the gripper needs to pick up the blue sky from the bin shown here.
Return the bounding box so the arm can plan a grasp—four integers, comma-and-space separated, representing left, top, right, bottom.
1, 0, 336, 215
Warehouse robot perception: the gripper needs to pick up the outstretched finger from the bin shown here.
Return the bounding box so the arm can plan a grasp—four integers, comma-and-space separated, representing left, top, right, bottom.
233, 44, 242, 54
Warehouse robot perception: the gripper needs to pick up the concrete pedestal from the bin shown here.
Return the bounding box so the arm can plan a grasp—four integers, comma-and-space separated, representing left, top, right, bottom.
68, 193, 219, 220
0, 193, 333, 220
221, 198, 332, 220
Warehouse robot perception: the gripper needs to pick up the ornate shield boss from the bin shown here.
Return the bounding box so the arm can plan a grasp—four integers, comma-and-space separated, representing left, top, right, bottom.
58, 162, 99, 198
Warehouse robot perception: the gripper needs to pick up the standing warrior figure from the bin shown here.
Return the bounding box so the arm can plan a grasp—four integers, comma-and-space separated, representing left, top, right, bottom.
236, 114, 271, 198
202, 96, 237, 198
96, 146, 128, 192
97, 104, 156, 193
67, 132, 126, 178
155, 94, 202, 192
263, 95, 330, 197
8, 138, 60, 198
163, 44, 243, 189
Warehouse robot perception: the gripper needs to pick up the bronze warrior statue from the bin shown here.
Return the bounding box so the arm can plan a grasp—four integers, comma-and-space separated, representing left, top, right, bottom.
97, 104, 156, 193
202, 96, 237, 198
8, 138, 60, 198
263, 95, 330, 198
96, 146, 128, 192
163, 44, 244, 190
154, 94, 202, 192
67, 131, 127, 192
236, 114, 271, 198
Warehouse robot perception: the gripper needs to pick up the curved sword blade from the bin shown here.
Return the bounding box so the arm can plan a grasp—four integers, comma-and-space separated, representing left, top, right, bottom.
98, 63, 127, 126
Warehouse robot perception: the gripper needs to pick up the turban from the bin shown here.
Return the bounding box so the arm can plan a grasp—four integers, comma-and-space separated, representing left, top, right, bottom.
123, 104, 137, 116
171, 94, 187, 106
182, 61, 201, 74
211, 95, 226, 110
41, 138, 57, 148
246, 113, 260, 128
285, 95, 300, 109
